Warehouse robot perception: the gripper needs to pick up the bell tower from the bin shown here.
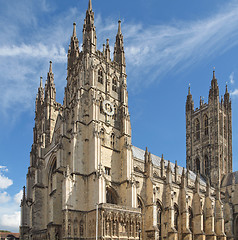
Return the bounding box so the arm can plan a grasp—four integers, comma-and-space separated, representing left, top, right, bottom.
63, 0, 136, 213
186, 70, 232, 187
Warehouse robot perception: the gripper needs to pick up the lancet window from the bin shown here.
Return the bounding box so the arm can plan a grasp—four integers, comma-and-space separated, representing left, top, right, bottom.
196, 158, 200, 174
188, 208, 193, 233
224, 116, 227, 139
98, 69, 103, 84
100, 129, 105, 145
195, 118, 200, 140
112, 77, 117, 92
174, 205, 179, 231
111, 133, 115, 149
205, 155, 209, 177
49, 158, 56, 193
157, 202, 162, 240
204, 114, 208, 136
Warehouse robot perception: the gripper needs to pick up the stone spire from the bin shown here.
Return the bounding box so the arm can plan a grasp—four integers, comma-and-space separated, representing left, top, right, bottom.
209, 69, 219, 101
35, 77, 45, 119
186, 84, 194, 112
82, 0, 97, 53
45, 61, 56, 101
161, 154, 165, 178
105, 39, 110, 61
68, 22, 79, 66
224, 83, 231, 109
114, 20, 126, 68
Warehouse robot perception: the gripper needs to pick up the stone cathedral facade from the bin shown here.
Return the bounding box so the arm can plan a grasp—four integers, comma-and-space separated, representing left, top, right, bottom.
20, 1, 238, 239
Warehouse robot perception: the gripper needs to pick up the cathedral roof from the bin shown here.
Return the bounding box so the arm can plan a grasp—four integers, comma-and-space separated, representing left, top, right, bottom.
132, 146, 206, 185
221, 171, 238, 187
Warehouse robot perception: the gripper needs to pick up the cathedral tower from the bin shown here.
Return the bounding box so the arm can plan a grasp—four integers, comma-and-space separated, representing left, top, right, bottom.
186, 70, 232, 187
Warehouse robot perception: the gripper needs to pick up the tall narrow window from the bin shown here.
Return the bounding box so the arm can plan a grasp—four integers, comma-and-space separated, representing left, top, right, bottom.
49, 159, 56, 192
196, 158, 200, 174
205, 155, 209, 177
224, 116, 227, 139
204, 114, 208, 136
195, 119, 200, 140
100, 129, 105, 145
174, 205, 179, 231
157, 202, 162, 240
98, 69, 103, 84
111, 133, 115, 148
112, 77, 117, 92
188, 208, 193, 233
219, 113, 223, 136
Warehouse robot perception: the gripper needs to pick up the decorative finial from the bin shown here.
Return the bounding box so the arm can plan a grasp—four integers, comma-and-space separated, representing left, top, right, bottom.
213, 67, 216, 79
106, 39, 109, 47
188, 83, 191, 94
226, 84, 228, 93
73, 22, 76, 37
49, 61, 52, 73
88, 0, 92, 11
40, 76, 43, 88
118, 20, 122, 35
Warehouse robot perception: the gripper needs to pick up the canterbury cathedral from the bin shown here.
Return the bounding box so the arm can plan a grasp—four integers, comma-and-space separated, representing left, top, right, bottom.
20, 1, 238, 239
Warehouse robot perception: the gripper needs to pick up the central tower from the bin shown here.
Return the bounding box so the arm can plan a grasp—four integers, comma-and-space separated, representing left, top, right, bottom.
186, 71, 232, 187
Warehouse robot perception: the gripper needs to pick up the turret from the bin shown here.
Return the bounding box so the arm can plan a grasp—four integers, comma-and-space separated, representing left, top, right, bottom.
82, 0, 97, 53
186, 85, 194, 112
45, 61, 56, 102
209, 70, 219, 102
114, 20, 126, 69
68, 22, 79, 68
105, 39, 110, 62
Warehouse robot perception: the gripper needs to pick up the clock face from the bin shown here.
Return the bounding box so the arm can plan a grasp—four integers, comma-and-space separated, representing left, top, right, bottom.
102, 100, 114, 116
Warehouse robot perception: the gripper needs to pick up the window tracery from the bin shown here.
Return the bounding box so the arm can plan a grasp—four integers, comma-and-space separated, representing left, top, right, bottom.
98, 69, 103, 84
204, 114, 208, 136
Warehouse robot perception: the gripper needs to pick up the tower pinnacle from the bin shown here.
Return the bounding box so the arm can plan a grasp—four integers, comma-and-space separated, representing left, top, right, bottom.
88, 0, 92, 11
118, 20, 122, 35
73, 22, 77, 37
49, 61, 52, 73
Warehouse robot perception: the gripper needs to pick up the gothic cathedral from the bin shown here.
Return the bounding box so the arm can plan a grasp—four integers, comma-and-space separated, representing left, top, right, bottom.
20, 1, 238, 239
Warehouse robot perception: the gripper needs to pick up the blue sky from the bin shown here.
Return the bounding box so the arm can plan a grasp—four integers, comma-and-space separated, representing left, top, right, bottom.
0, 0, 238, 232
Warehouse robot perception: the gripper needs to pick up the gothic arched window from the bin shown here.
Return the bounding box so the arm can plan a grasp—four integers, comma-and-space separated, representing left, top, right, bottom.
204, 114, 208, 136
80, 220, 84, 237
98, 69, 103, 84
157, 202, 163, 239
196, 158, 200, 174
112, 77, 117, 92
110, 133, 115, 149
100, 129, 105, 145
106, 187, 117, 204
219, 113, 223, 136
224, 116, 227, 139
195, 118, 200, 140
188, 208, 193, 233
137, 196, 143, 210
174, 205, 179, 231
205, 155, 209, 177
74, 219, 78, 236
49, 158, 56, 193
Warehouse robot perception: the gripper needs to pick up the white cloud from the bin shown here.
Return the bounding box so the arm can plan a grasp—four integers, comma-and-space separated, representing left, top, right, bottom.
0, 167, 13, 189
0, 192, 11, 204
14, 190, 23, 205
230, 72, 235, 84
231, 88, 238, 96
0, 211, 20, 229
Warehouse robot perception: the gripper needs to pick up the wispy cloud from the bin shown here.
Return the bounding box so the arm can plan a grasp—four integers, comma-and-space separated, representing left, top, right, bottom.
231, 88, 238, 96
2, 1, 238, 118
0, 166, 13, 189
230, 72, 235, 84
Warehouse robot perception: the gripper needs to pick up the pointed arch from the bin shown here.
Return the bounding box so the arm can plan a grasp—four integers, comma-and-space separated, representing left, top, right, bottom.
174, 204, 179, 231
195, 118, 200, 140
48, 156, 57, 193
106, 186, 118, 204
98, 68, 103, 84
196, 157, 200, 174
110, 132, 115, 148
112, 76, 118, 92
188, 207, 193, 233
157, 201, 163, 239
203, 114, 209, 136
204, 155, 209, 177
